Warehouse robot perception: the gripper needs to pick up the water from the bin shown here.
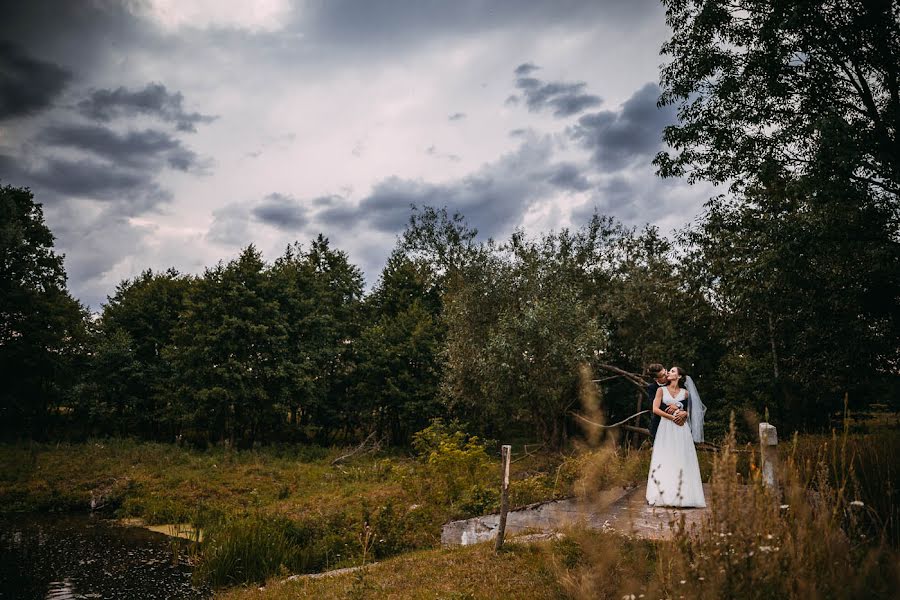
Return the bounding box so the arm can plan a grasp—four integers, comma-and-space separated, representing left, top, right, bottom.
0, 514, 210, 599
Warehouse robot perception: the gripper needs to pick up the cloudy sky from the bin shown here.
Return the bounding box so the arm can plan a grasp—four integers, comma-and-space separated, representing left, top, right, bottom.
1, 0, 714, 309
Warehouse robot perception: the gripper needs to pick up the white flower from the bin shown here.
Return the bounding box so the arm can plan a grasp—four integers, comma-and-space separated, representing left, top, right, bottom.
779, 504, 789, 510
759, 546, 773, 552
766, 534, 774, 540
850, 500, 865, 508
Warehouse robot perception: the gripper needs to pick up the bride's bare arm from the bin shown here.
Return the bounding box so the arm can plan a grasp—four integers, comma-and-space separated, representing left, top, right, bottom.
652, 389, 674, 419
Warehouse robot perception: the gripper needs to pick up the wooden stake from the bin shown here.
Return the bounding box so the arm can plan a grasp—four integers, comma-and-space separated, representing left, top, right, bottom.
494, 444, 511, 551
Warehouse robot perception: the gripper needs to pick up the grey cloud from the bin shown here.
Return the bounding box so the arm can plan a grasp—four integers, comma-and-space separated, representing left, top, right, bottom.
514, 62, 539, 76
0, 42, 71, 120
448, 112, 466, 121
313, 195, 341, 207
38, 123, 205, 172
305, 1, 661, 52
251, 193, 308, 230
2, 153, 171, 214
77, 83, 217, 132
513, 67, 602, 118
316, 135, 559, 238
545, 162, 591, 192
208, 203, 252, 246
569, 82, 676, 170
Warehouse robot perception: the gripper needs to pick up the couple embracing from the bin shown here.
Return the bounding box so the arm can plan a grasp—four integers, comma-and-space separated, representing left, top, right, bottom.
645, 364, 707, 508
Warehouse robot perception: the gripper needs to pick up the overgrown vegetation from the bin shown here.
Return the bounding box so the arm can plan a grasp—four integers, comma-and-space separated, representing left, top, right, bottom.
556, 416, 900, 599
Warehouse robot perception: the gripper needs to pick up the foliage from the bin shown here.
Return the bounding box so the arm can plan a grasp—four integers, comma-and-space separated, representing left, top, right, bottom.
682, 174, 900, 427
0, 184, 86, 438
411, 419, 495, 512
656, 0, 900, 211
350, 249, 444, 445
656, 0, 900, 429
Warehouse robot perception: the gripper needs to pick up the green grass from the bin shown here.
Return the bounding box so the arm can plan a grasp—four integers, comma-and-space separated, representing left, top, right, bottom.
3, 408, 897, 596
0, 436, 569, 587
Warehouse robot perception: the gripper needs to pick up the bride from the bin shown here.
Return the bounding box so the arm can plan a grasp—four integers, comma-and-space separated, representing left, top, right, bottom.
646, 366, 707, 507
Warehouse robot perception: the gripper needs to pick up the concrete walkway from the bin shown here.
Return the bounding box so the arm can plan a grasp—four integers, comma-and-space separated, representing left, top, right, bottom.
441, 484, 711, 545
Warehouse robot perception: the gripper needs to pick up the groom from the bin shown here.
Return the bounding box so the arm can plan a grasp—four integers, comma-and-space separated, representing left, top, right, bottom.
647, 363, 688, 439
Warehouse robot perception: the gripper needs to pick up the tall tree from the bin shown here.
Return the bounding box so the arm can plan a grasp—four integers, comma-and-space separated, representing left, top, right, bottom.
94, 269, 192, 438
167, 246, 285, 447
270, 236, 364, 441
350, 249, 444, 445
656, 0, 900, 424
656, 0, 900, 213
0, 185, 85, 437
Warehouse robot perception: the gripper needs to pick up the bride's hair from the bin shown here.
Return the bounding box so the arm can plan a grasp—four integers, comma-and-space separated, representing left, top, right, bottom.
672, 366, 687, 389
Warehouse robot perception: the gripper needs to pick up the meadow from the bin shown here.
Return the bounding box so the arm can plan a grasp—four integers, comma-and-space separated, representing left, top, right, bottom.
2, 410, 898, 598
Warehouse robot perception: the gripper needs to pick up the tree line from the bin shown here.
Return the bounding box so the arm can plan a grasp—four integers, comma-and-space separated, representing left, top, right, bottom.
2, 0, 898, 447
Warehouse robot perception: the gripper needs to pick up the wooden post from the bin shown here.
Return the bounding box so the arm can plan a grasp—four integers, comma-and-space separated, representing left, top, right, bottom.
494, 444, 511, 551
759, 422, 778, 490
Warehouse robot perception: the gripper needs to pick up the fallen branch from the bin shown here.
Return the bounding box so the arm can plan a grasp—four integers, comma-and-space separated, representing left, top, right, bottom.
594, 363, 646, 389
331, 431, 381, 465
569, 409, 650, 430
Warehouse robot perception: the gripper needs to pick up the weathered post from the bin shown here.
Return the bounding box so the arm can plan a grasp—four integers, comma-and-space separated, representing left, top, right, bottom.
759, 422, 778, 490
494, 444, 511, 551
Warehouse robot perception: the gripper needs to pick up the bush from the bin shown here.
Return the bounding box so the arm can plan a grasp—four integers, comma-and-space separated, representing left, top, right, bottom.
411, 419, 494, 513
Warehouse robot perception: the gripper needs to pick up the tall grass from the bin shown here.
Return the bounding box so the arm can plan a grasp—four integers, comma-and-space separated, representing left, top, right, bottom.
556, 415, 900, 599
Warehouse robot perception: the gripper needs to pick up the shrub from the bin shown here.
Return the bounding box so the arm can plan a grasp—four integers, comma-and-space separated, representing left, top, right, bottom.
411, 419, 493, 513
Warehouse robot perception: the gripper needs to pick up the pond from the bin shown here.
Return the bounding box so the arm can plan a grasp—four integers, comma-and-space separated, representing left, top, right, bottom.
0, 514, 210, 599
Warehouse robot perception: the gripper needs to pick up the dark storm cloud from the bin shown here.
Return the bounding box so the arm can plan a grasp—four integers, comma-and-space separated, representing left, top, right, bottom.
252, 193, 308, 230
77, 83, 217, 132
305, 0, 661, 49
37, 123, 204, 172
315, 136, 565, 238
1, 150, 171, 216
510, 67, 602, 118
0, 42, 71, 120
545, 162, 591, 192
569, 82, 677, 170
27, 156, 171, 210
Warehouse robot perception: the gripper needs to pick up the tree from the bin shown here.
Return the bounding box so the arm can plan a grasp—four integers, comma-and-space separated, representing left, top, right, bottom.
269, 236, 364, 441
442, 218, 613, 448
656, 0, 900, 425
683, 171, 900, 426
350, 249, 444, 445
656, 0, 900, 213
0, 184, 85, 437
167, 246, 286, 447
94, 268, 192, 438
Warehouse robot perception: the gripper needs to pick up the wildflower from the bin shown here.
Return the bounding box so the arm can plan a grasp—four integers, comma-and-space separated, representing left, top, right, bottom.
680, 580, 686, 584
759, 546, 773, 552
766, 534, 774, 539
779, 504, 789, 510
850, 500, 864, 508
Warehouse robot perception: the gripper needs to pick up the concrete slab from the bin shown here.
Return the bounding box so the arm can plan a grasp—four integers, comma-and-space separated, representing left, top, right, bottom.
441, 484, 713, 545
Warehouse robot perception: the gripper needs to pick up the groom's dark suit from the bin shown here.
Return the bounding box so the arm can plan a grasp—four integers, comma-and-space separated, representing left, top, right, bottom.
648, 381, 691, 439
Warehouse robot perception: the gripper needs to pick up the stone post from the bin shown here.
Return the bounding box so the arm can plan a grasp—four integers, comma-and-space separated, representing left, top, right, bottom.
759, 422, 778, 490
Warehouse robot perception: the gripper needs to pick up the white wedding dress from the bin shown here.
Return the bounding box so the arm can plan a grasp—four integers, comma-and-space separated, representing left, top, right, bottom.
646, 386, 706, 507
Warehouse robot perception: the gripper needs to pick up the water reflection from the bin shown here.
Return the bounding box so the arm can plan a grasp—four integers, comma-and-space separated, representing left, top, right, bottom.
0, 514, 209, 599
